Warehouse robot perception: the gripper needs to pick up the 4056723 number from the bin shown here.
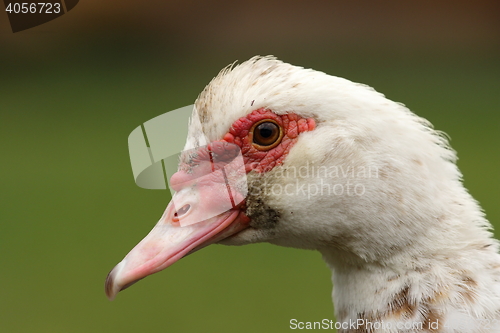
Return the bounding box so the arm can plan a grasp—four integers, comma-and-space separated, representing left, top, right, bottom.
5, 2, 62, 14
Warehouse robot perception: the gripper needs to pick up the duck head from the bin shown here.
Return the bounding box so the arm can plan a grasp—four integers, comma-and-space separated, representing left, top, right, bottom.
105, 56, 481, 305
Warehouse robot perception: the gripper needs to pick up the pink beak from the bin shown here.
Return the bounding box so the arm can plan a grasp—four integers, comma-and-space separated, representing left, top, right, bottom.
105, 143, 249, 300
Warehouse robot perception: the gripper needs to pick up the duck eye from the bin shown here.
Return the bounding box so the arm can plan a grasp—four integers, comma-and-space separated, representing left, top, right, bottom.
252, 120, 283, 150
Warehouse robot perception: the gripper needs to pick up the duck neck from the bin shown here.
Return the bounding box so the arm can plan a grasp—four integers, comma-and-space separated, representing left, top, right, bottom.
319, 241, 500, 332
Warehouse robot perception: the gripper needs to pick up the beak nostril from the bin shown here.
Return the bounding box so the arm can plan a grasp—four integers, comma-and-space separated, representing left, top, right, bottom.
173, 204, 191, 221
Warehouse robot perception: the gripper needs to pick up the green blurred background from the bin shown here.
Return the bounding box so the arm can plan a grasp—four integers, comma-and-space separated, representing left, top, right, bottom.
0, 1, 498, 332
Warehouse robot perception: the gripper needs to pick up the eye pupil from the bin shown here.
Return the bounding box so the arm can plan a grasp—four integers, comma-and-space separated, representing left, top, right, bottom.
259, 126, 273, 138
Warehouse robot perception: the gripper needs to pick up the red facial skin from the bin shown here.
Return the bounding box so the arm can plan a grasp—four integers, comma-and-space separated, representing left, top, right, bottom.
223, 108, 316, 173
170, 108, 316, 227
174, 108, 316, 185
